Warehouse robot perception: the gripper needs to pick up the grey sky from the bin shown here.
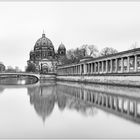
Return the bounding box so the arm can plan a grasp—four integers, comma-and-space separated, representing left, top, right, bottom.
0, 2, 140, 70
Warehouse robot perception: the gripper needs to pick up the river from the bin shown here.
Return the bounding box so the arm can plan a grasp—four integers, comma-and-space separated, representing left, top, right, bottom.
0, 80, 140, 138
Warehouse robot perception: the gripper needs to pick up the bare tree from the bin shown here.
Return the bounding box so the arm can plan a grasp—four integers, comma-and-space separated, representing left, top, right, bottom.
65, 44, 99, 64
87, 45, 99, 57
100, 47, 118, 56
80, 44, 88, 56
130, 42, 139, 49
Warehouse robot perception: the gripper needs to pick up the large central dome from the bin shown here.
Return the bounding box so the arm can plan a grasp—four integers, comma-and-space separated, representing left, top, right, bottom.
34, 33, 54, 50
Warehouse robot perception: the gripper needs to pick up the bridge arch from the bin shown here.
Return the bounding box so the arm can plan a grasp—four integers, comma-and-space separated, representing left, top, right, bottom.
0, 72, 40, 84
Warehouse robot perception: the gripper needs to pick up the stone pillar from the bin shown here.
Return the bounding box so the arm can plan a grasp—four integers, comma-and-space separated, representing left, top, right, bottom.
84, 91, 87, 101
115, 97, 119, 111
80, 64, 84, 74
127, 56, 130, 72
87, 64, 89, 74
91, 63, 93, 74
95, 63, 97, 74
95, 94, 97, 104
121, 99, 124, 112
106, 95, 108, 107
134, 55, 137, 72
121, 58, 124, 73
110, 59, 113, 73
134, 101, 137, 117
89, 63, 91, 74
106, 60, 108, 73
127, 100, 130, 115
110, 96, 112, 108
84, 64, 87, 74
80, 65, 81, 74
78, 65, 80, 74
102, 61, 104, 73
98, 62, 100, 73
115, 58, 118, 73
86, 64, 88, 74
102, 95, 104, 106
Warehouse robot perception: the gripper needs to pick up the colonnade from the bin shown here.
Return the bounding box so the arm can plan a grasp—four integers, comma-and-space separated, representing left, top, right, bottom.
57, 52, 140, 75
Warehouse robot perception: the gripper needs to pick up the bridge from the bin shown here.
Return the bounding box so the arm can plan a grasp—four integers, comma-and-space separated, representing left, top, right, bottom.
0, 72, 40, 84
0, 72, 57, 84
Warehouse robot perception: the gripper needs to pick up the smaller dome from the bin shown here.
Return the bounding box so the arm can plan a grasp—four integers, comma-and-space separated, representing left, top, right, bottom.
30, 50, 34, 53
58, 42, 66, 50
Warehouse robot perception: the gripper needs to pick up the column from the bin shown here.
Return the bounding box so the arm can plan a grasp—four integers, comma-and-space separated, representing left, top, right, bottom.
95, 94, 97, 104
134, 101, 137, 117
93, 63, 95, 73
134, 55, 137, 72
84, 63, 87, 74
115, 97, 119, 111
127, 100, 130, 115
106, 60, 108, 73
84, 91, 87, 101
98, 62, 100, 73
121, 99, 124, 112
110, 59, 113, 73
127, 56, 130, 72
106, 95, 108, 107
102, 95, 104, 106
95, 63, 97, 74
121, 58, 124, 73
115, 58, 118, 73
89, 63, 91, 74
102, 61, 104, 73
91, 63, 93, 74
110, 96, 112, 108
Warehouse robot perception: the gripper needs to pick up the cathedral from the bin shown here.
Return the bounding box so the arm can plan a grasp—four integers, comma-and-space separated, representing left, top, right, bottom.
27, 33, 66, 74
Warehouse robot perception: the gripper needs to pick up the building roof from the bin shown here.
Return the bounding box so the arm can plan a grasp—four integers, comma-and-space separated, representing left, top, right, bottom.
34, 33, 54, 50
59, 42, 66, 49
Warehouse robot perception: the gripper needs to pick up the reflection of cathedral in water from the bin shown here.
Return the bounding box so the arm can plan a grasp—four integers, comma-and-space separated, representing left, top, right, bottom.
27, 84, 56, 122
27, 83, 95, 122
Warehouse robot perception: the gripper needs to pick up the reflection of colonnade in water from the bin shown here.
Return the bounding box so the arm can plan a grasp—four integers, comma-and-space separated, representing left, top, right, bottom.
57, 83, 140, 123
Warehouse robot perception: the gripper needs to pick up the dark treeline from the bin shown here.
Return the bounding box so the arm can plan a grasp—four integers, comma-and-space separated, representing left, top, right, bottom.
61, 44, 118, 65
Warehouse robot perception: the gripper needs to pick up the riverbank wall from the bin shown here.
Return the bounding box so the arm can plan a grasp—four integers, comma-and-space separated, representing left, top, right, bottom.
56, 73, 140, 87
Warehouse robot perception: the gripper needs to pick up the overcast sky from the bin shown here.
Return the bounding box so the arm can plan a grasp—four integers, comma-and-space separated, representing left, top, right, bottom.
0, 2, 140, 70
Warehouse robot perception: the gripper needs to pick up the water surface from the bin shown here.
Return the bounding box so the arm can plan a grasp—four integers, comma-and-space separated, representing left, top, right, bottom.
0, 80, 140, 138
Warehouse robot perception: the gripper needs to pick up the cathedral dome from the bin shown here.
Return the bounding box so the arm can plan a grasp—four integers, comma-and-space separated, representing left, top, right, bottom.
34, 33, 54, 50
58, 43, 66, 50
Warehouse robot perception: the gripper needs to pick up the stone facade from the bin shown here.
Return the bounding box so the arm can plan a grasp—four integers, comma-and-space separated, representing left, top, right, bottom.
27, 33, 66, 74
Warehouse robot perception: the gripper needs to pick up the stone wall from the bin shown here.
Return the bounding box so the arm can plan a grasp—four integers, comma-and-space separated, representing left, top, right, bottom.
56, 75, 140, 87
